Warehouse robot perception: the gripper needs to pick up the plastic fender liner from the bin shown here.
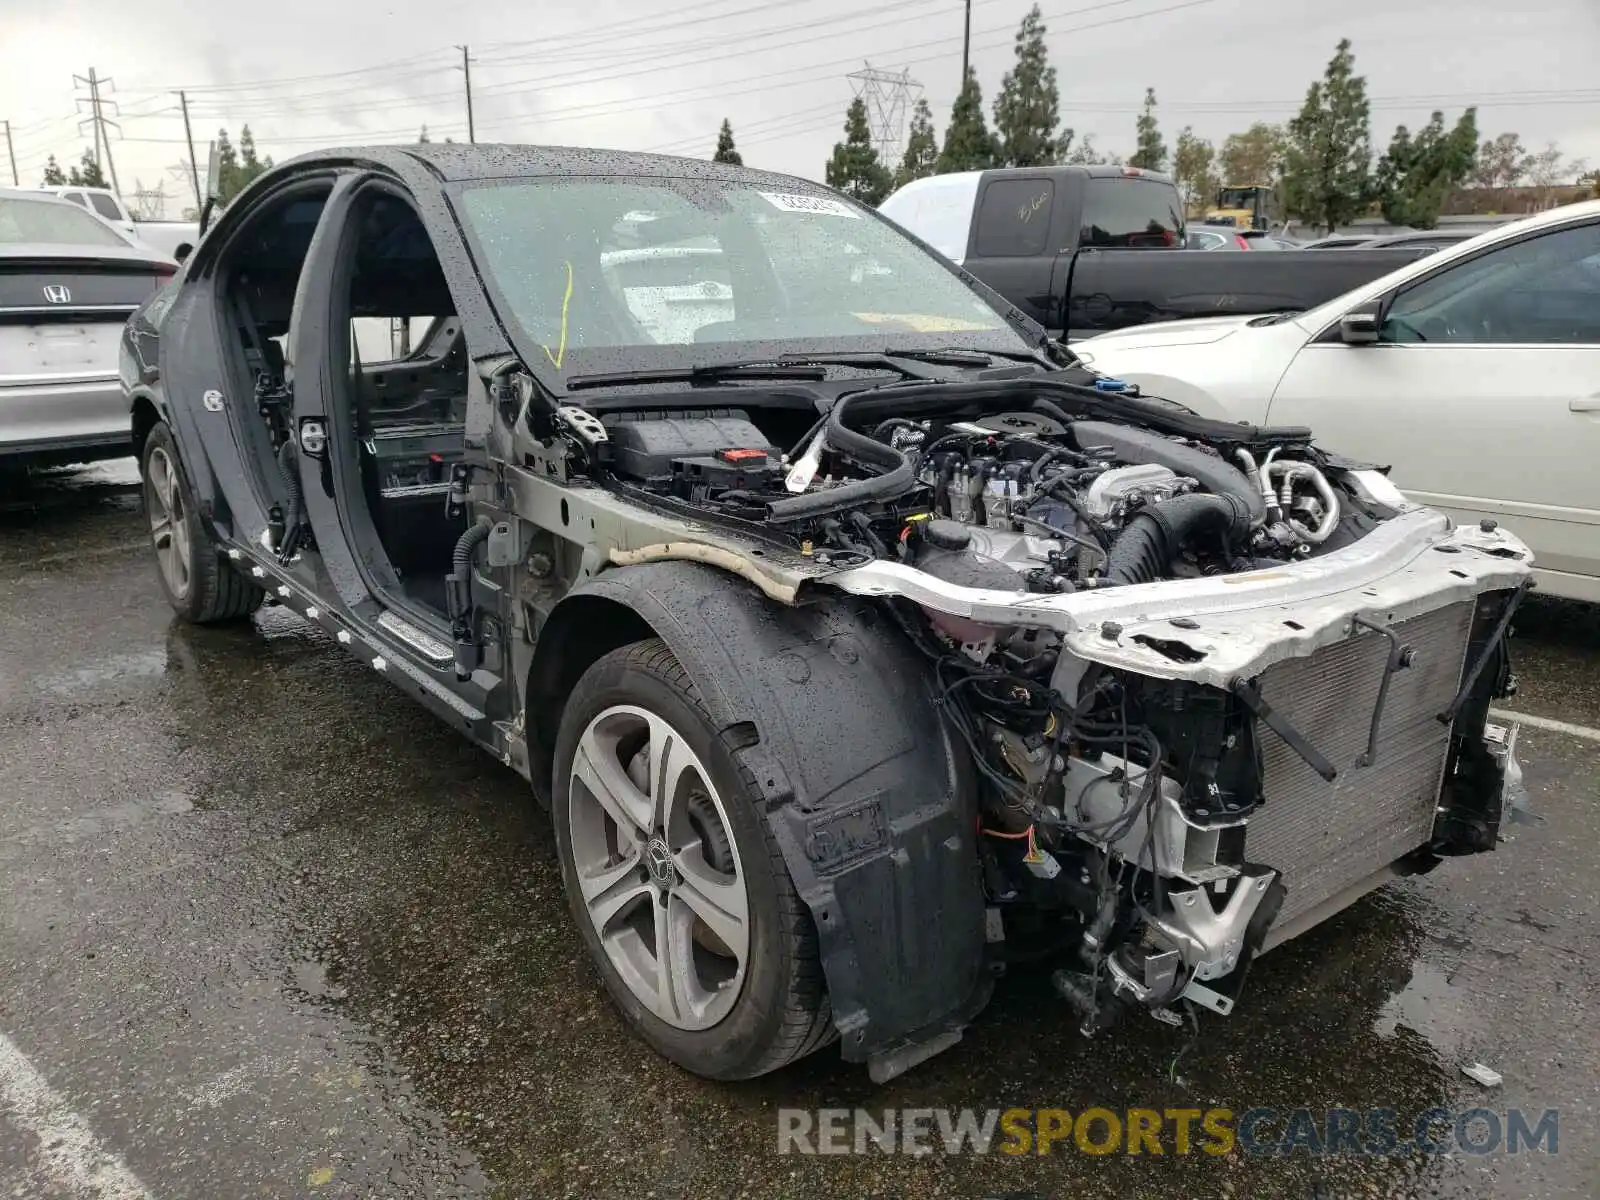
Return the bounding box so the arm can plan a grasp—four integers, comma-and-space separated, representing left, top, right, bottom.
563, 560, 992, 1066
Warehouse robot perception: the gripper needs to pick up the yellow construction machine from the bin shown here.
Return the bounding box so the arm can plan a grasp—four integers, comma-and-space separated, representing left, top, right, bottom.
1203, 185, 1277, 231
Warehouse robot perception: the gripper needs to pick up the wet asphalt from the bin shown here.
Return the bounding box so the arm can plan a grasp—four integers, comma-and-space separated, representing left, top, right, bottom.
0, 462, 1595, 1200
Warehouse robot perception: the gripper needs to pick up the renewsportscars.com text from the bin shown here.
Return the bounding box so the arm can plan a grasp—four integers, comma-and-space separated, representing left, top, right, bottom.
776, 1106, 1559, 1158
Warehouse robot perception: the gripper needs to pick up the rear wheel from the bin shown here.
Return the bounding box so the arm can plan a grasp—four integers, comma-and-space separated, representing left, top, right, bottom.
552, 638, 833, 1079
141, 421, 263, 623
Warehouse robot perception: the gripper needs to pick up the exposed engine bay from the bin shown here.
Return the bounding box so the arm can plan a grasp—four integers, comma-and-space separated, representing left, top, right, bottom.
560, 374, 1529, 1035
595, 380, 1375, 592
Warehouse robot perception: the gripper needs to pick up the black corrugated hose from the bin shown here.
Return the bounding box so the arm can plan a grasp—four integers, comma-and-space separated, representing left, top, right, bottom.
1100, 493, 1255, 586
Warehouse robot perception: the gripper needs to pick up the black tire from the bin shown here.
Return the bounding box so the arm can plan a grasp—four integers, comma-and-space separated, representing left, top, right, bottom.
140, 421, 264, 624
552, 638, 834, 1080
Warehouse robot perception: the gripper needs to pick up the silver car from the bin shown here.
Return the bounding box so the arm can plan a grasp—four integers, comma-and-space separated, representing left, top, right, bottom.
1, 188, 176, 467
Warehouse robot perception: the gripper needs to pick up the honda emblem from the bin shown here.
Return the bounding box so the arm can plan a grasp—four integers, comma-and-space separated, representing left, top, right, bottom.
42, 284, 72, 304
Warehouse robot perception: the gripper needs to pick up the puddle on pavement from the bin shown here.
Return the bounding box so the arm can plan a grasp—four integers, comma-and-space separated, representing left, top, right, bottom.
0, 458, 142, 518
0, 789, 203, 855
1375, 959, 1472, 1060
33, 646, 168, 695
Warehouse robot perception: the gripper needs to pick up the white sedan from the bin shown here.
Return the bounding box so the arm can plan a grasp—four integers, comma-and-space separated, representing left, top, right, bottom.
1072, 199, 1600, 603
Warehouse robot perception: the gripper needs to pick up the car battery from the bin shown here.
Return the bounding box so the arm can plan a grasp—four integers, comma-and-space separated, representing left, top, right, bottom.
671, 447, 778, 497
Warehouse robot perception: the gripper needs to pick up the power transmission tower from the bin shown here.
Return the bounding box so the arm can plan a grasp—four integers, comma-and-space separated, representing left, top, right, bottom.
73, 67, 122, 196
130, 179, 167, 220
846, 63, 922, 166
166, 160, 203, 217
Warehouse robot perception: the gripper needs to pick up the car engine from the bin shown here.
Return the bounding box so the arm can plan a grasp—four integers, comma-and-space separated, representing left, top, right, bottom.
600, 383, 1378, 594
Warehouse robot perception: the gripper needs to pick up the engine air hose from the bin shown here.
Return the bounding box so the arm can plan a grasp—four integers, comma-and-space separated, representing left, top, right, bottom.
767, 391, 916, 523
1100, 492, 1255, 586
1069, 420, 1266, 526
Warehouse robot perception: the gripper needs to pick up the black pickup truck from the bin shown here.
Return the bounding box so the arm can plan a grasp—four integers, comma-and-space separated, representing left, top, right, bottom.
877, 165, 1429, 340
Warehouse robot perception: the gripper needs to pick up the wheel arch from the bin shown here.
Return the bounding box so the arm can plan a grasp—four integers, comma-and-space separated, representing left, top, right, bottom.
130, 392, 162, 464
527, 559, 992, 1071
524, 591, 658, 800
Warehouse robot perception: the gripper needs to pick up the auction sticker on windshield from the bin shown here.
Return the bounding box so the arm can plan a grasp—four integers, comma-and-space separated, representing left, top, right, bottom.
758, 192, 861, 218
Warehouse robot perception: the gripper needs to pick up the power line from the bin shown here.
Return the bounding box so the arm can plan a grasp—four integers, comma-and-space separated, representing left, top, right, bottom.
473, 0, 782, 62
173, 0, 960, 124
644, 100, 847, 154
120, 49, 449, 97
469, 0, 1231, 134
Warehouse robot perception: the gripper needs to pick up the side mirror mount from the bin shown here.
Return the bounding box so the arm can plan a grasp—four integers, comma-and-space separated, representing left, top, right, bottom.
1339, 301, 1383, 345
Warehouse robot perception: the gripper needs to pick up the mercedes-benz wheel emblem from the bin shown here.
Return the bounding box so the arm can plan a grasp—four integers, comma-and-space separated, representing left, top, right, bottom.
645, 837, 676, 887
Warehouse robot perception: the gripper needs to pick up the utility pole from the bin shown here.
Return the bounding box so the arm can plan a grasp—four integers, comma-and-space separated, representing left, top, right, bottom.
960, 0, 972, 88
74, 68, 122, 196
2, 120, 17, 186
456, 45, 476, 143
175, 90, 203, 211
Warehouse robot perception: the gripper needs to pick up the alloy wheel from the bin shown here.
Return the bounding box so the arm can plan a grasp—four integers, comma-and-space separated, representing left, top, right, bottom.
145, 446, 192, 600
567, 704, 750, 1031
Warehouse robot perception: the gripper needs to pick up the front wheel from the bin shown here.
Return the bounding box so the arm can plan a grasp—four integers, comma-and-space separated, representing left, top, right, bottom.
552, 639, 833, 1079
141, 421, 263, 623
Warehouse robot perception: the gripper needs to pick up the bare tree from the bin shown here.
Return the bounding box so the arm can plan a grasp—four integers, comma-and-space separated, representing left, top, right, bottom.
1525, 141, 1587, 207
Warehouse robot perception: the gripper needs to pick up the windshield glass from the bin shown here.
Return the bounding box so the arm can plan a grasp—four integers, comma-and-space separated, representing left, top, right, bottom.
1215, 187, 1259, 209
0, 197, 130, 247
456, 177, 1030, 380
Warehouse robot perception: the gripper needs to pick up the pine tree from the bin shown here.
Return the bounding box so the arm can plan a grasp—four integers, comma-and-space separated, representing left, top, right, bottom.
713, 118, 743, 165
824, 97, 891, 205
214, 129, 240, 203
1376, 108, 1478, 229
1129, 88, 1167, 172
1281, 39, 1374, 232
41, 155, 66, 186
893, 98, 939, 188
992, 4, 1069, 167
66, 150, 108, 189
937, 68, 996, 174
418, 124, 431, 143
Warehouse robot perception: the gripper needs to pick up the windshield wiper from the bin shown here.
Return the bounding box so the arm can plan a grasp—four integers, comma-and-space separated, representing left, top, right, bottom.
564, 361, 830, 391
565, 350, 1002, 392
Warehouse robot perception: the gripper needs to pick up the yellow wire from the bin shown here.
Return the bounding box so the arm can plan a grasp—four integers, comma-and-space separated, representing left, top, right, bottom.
542, 261, 573, 369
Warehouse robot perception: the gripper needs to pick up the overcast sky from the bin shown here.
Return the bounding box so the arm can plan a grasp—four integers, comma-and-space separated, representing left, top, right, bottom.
3, 0, 1596, 213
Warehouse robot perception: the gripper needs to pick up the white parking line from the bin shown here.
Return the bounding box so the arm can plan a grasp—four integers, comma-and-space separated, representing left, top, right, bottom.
0, 1033, 152, 1199
1492, 708, 1600, 744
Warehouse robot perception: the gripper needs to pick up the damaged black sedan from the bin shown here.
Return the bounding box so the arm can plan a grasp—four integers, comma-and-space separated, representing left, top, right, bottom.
121, 145, 1532, 1082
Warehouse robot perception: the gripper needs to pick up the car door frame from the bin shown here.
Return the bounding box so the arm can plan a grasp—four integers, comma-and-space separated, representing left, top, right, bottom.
288, 171, 511, 727
153, 170, 344, 555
